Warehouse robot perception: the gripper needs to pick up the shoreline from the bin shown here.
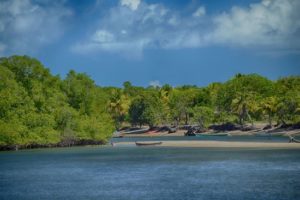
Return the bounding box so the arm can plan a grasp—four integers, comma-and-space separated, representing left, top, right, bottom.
114, 140, 300, 149
0, 139, 107, 151
2, 129, 300, 151
2, 139, 300, 151
121, 128, 300, 137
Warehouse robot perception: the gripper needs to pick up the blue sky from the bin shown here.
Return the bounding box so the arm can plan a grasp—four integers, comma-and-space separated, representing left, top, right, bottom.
0, 0, 299, 87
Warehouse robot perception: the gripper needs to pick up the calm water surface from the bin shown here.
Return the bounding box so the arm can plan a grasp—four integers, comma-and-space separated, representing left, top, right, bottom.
1, 139, 300, 200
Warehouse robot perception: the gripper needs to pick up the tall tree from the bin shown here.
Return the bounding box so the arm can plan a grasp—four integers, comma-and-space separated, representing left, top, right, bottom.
108, 89, 130, 129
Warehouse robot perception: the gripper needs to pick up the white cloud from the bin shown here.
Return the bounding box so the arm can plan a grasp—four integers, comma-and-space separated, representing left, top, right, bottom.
193, 6, 205, 17
72, 1, 206, 56
209, 0, 300, 49
0, 0, 72, 56
92, 30, 115, 43
149, 80, 161, 88
121, 0, 141, 11
72, 0, 300, 58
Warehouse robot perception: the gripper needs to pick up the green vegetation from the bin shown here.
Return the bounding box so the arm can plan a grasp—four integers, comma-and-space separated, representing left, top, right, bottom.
0, 55, 299, 148
0, 56, 114, 147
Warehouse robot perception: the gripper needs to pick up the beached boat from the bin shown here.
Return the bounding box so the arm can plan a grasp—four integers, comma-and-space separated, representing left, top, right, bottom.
196, 133, 230, 137
113, 128, 149, 137
135, 141, 162, 146
112, 131, 124, 138
121, 128, 149, 134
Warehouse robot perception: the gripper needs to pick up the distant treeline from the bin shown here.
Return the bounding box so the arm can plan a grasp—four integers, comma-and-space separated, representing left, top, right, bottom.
0, 55, 300, 147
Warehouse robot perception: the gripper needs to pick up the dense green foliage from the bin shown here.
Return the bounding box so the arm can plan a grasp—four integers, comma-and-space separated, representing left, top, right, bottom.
112, 76, 300, 130
0, 56, 114, 146
0, 55, 299, 147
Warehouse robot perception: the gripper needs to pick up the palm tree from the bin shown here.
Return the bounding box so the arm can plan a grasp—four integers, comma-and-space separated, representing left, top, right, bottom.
231, 91, 258, 126
108, 89, 130, 130
260, 96, 277, 127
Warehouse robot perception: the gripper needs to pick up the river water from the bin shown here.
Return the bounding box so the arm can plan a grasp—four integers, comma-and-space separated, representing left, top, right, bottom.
1, 137, 300, 200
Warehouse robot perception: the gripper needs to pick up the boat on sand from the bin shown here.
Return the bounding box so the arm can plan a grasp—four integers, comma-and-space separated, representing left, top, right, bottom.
113, 128, 149, 137
135, 141, 162, 146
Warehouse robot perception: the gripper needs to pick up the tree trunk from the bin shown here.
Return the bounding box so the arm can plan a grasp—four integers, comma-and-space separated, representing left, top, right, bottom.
246, 110, 253, 126
198, 117, 204, 129
281, 119, 287, 126
268, 113, 272, 127
174, 118, 179, 127
185, 113, 189, 125
239, 113, 243, 126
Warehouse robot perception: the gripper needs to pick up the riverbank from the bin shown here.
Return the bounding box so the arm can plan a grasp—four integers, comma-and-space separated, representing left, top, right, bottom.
0, 139, 106, 151
114, 140, 300, 149
122, 128, 300, 137
2, 126, 300, 151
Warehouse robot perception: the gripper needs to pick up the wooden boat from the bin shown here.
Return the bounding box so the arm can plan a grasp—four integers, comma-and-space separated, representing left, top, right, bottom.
113, 128, 149, 137
196, 133, 230, 137
135, 141, 162, 146
121, 128, 149, 134
112, 131, 124, 138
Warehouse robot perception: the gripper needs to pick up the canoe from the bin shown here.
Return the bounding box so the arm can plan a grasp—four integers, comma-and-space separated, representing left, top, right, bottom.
121, 128, 149, 134
196, 133, 230, 137
135, 141, 162, 146
113, 128, 149, 137
112, 131, 124, 138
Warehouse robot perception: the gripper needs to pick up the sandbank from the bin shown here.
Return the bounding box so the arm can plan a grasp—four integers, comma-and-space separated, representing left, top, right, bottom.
114, 140, 300, 149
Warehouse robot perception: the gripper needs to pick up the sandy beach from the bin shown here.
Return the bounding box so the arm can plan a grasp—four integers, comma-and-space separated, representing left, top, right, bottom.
114, 140, 300, 149
122, 128, 300, 137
